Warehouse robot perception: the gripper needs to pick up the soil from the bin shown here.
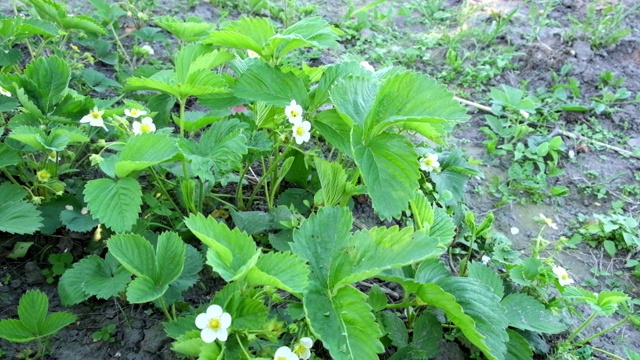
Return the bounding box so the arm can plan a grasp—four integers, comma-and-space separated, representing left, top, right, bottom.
1, 0, 640, 359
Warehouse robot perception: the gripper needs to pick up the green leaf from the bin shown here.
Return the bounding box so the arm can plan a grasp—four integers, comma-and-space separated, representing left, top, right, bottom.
367, 284, 387, 312
0, 319, 36, 342
414, 258, 450, 284
292, 207, 443, 289
0, 183, 27, 203
305, 284, 383, 360
411, 312, 442, 358
0, 144, 21, 168
7, 242, 33, 260
0, 200, 43, 234
127, 275, 168, 303
40, 311, 76, 338
155, 16, 214, 43
181, 119, 248, 179
18, 290, 48, 335
8, 125, 45, 150
233, 62, 308, 107
265, 17, 340, 58
437, 278, 509, 360
59, 14, 106, 35
468, 263, 505, 298
175, 44, 232, 84
115, 133, 178, 177
184, 213, 259, 281
366, 71, 468, 140
310, 62, 370, 109
351, 129, 420, 220
77, 256, 131, 300
204, 16, 275, 53
58, 262, 92, 306
314, 157, 359, 207
230, 210, 273, 235
501, 293, 565, 334
430, 149, 479, 206
81, 68, 122, 92
155, 232, 186, 285
245, 251, 309, 294
419, 281, 508, 360
59, 209, 100, 232
331, 76, 379, 127
108, 233, 156, 278
380, 311, 408, 347
160, 244, 203, 306
314, 109, 353, 156
84, 177, 142, 232
37, 127, 70, 151
23, 56, 70, 113
505, 329, 533, 360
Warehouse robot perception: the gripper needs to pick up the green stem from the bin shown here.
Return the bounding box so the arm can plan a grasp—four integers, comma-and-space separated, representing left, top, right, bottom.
246, 149, 289, 207
565, 311, 597, 343
573, 316, 629, 347
459, 235, 477, 276
110, 23, 133, 69
236, 333, 252, 359
236, 164, 250, 210
158, 297, 174, 321
590, 347, 626, 360
150, 168, 183, 221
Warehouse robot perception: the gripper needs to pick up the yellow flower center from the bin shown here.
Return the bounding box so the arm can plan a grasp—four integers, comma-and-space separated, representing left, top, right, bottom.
295, 126, 305, 136
290, 109, 299, 117
131, 109, 139, 116
91, 111, 101, 119
276, 357, 286, 360
560, 274, 569, 280
208, 318, 220, 330
140, 124, 151, 133
293, 344, 305, 355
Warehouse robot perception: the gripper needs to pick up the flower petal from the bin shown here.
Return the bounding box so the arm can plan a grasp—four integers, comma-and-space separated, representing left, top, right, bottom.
216, 328, 228, 342
207, 304, 223, 318
200, 328, 217, 343
195, 313, 210, 329
220, 312, 232, 328
300, 337, 313, 348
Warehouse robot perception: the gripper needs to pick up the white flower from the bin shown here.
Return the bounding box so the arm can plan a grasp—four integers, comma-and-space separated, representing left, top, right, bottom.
552, 265, 575, 286
274, 346, 299, 360
293, 337, 313, 359
0, 86, 11, 97
247, 49, 260, 58
510, 227, 520, 235
81, 207, 89, 215
360, 61, 375, 72
519, 110, 530, 119
65, 205, 74, 211
292, 120, 311, 145
285, 100, 303, 123
419, 153, 440, 172
80, 107, 107, 130
132, 117, 156, 135
195, 304, 232, 343
47, 151, 58, 162
539, 213, 558, 230
124, 108, 147, 118
481, 255, 491, 265
140, 45, 154, 55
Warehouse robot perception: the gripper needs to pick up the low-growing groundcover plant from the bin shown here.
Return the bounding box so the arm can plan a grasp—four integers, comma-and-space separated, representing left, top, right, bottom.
0, 1, 638, 360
